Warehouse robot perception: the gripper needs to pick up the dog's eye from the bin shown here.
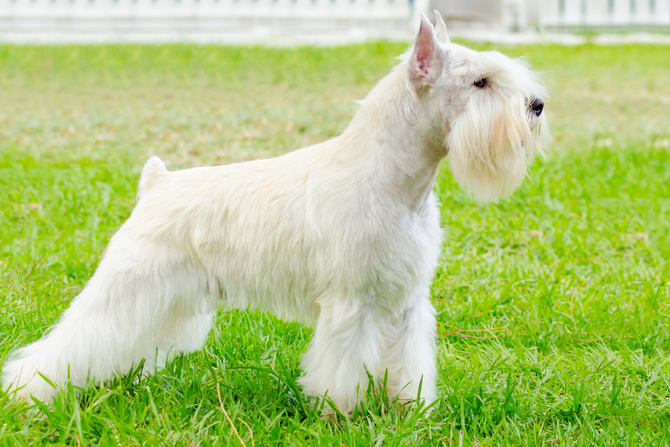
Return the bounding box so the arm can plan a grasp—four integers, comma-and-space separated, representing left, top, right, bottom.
474, 78, 486, 88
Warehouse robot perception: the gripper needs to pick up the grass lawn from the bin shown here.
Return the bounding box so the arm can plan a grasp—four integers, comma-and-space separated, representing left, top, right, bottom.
1, 41, 670, 445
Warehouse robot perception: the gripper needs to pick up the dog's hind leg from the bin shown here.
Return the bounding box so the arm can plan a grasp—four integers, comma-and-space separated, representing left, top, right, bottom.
381, 293, 437, 410
1, 228, 211, 403
298, 299, 385, 414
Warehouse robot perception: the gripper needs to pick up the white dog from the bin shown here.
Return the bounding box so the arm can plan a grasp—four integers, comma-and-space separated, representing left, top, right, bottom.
2, 13, 547, 413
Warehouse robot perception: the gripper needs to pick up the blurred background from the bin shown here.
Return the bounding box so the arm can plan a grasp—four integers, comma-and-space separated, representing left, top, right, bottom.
0, 0, 668, 168
0, 0, 668, 45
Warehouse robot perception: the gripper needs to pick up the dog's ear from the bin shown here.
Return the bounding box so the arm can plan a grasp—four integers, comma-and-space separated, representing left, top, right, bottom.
409, 14, 443, 86
434, 10, 450, 44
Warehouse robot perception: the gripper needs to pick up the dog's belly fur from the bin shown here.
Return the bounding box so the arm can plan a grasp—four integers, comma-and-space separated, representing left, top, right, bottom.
126, 140, 442, 325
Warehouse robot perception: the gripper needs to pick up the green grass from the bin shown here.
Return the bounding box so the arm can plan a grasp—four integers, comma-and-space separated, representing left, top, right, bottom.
1, 42, 670, 445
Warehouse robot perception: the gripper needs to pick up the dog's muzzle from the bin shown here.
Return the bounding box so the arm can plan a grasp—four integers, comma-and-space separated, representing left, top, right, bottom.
529, 97, 544, 117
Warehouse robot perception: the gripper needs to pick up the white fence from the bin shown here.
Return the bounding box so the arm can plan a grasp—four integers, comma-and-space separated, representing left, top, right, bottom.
0, 0, 668, 43
540, 0, 670, 32
0, 0, 428, 44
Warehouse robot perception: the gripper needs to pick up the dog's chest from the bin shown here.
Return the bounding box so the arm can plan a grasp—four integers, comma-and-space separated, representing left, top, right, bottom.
315, 193, 442, 310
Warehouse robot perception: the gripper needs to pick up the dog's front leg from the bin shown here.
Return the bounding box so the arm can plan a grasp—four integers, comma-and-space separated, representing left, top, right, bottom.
298, 299, 384, 414
381, 293, 437, 410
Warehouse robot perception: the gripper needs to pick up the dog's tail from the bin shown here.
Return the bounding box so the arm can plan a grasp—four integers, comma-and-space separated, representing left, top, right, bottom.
138, 156, 168, 200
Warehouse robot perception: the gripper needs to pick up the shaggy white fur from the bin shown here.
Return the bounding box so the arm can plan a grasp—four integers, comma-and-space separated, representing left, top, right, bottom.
1, 13, 548, 413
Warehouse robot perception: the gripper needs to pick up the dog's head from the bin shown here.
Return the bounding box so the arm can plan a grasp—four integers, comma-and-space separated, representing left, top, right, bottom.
408, 12, 549, 204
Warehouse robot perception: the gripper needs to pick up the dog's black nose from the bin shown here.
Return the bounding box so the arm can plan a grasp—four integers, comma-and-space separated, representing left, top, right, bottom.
530, 97, 544, 116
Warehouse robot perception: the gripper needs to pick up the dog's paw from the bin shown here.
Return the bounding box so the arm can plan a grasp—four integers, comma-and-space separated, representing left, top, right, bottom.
2, 359, 58, 404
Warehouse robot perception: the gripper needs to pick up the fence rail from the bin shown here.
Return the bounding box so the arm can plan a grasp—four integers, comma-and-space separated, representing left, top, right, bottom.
0, 0, 668, 43
540, 0, 670, 32
0, 0, 421, 43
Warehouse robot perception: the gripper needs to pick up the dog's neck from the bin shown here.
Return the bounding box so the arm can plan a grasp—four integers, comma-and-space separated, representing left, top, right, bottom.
338, 60, 447, 211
